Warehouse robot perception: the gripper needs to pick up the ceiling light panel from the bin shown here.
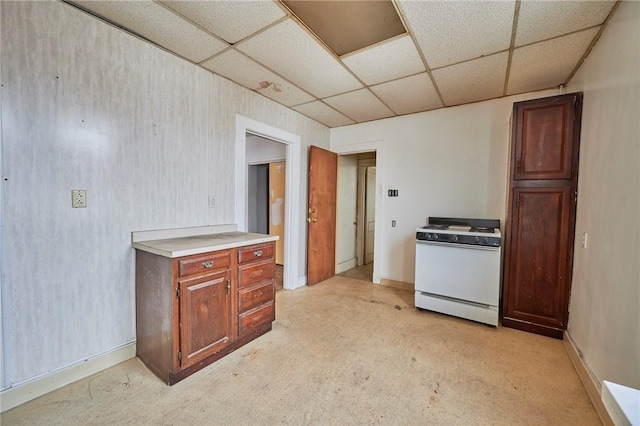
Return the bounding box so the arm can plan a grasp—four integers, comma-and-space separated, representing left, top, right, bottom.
293, 101, 355, 128
160, 1, 286, 44
202, 50, 314, 107
341, 36, 425, 86
516, 0, 615, 47
398, 0, 514, 69
433, 52, 508, 106
323, 89, 395, 123
237, 19, 362, 98
370, 73, 442, 115
73, 1, 228, 63
283, 0, 405, 56
508, 27, 599, 95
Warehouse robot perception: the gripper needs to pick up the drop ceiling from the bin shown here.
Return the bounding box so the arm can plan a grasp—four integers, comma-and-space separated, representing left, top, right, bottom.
68, 0, 618, 128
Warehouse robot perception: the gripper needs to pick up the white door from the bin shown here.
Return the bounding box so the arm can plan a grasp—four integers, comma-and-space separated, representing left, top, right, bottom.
364, 166, 376, 264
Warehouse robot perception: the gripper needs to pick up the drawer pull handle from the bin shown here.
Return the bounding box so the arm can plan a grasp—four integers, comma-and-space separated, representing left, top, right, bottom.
202, 260, 214, 268
254, 250, 263, 257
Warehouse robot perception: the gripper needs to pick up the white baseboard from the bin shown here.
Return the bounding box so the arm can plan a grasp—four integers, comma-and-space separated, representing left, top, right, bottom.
0, 342, 136, 413
335, 258, 357, 274
563, 331, 614, 426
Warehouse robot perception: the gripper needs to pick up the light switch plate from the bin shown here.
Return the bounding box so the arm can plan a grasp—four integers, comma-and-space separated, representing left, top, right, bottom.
72, 190, 87, 208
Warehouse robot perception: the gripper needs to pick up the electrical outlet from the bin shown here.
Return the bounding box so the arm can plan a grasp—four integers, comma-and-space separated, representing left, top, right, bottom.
208, 196, 216, 209
582, 232, 588, 248
391, 220, 396, 227
72, 190, 87, 208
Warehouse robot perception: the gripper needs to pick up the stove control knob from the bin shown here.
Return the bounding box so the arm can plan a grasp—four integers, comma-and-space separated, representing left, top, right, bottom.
483, 237, 490, 244
451, 235, 459, 242
433, 234, 439, 240
473, 236, 480, 243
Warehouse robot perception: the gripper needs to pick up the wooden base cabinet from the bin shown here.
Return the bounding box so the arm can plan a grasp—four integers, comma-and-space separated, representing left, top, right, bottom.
135, 242, 276, 384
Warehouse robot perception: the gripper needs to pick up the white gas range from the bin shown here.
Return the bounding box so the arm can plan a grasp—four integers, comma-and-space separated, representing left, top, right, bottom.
414, 217, 502, 326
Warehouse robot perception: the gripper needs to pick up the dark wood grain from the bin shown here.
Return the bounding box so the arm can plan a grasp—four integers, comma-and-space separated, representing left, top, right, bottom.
502, 92, 582, 339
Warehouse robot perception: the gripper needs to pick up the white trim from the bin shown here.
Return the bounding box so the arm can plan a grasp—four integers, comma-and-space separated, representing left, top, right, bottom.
0, 342, 135, 413
330, 140, 384, 285
563, 332, 614, 426
247, 155, 286, 166
235, 115, 302, 290
336, 258, 357, 274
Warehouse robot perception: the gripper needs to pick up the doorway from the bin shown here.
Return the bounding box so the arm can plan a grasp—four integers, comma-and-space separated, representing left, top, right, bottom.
246, 135, 286, 291
234, 115, 302, 290
336, 152, 376, 282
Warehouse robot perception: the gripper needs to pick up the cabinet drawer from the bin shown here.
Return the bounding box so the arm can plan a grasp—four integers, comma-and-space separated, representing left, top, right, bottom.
178, 251, 230, 278
238, 259, 275, 288
239, 280, 274, 313
238, 302, 274, 336
238, 243, 274, 264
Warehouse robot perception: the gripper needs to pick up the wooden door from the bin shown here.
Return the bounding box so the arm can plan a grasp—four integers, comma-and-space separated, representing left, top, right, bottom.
269, 161, 285, 265
178, 269, 231, 367
307, 146, 337, 285
502, 93, 582, 339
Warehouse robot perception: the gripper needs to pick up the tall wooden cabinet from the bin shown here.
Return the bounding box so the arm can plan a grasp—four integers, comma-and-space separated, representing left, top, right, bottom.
502, 93, 582, 339
136, 241, 276, 384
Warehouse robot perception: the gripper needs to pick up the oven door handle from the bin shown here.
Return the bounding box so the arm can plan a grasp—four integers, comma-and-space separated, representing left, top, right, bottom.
416, 240, 500, 251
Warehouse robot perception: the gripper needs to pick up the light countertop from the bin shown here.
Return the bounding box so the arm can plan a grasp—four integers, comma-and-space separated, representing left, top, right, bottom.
132, 231, 278, 258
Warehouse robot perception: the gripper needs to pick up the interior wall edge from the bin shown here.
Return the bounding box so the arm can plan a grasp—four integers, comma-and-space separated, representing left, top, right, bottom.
563, 332, 614, 426
0, 342, 136, 413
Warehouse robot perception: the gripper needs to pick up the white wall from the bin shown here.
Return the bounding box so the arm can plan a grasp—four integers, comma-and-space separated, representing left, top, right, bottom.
330, 88, 559, 283
246, 134, 286, 165
336, 155, 358, 273
565, 1, 640, 389
0, 1, 328, 389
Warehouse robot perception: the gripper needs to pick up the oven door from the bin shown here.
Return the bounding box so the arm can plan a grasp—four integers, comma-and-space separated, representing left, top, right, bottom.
414, 240, 500, 307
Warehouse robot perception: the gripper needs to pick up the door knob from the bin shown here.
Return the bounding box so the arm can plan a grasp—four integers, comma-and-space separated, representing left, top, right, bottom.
308, 208, 316, 214
307, 217, 318, 223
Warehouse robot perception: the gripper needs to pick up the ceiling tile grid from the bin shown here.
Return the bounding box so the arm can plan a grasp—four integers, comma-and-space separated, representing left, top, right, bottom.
398, 0, 515, 69
508, 27, 600, 95
341, 35, 425, 85
516, 0, 616, 47
236, 19, 363, 99
160, 0, 286, 44
73, 0, 228, 63
68, 0, 620, 128
434, 52, 509, 106
323, 89, 395, 123
202, 50, 314, 107
293, 101, 355, 128
370, 73, 443, 115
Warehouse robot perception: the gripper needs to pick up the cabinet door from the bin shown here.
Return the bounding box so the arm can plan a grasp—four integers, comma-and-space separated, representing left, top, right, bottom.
504, 187, 572, 328
178, 269, 231, 368
513, 95, 578, 181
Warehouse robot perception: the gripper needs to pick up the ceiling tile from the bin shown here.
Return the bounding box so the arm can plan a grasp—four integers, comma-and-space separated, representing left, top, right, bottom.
237, 19, 362, 99
73, 1, 228, 63
433, 52, 508, 106
160, 1, 286, 44
370, 73, 442, 115
516, 0, 615, 47
202, 50, 314, 107
323, 89, 395, 123
341, 35, 425, 85
508, 27, 599, 95
293, 101, 355, 128
397, 1, 514, 68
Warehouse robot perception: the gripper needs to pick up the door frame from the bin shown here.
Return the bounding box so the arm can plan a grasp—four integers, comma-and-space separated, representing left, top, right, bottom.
332, 141, 384, 284
235, 115, 302, 290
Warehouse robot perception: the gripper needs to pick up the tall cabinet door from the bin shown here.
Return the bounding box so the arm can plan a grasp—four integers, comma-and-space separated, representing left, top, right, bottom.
502, 93, 582, 339
505, 187, 572, 328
